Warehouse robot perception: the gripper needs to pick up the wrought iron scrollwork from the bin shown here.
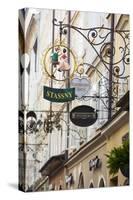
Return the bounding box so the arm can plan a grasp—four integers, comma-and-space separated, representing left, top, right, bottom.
53, 18, 130, 80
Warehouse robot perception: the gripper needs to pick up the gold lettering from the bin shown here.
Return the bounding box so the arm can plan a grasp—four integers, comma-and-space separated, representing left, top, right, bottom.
64, 93, 68, 98
54, 93, 58, 99
50, 92, 54, 98
45, 88, 73, 101
46, 91, 51, 97
59, 93, 64, 99
57, 93, 61, 99
67, 92, 72, 98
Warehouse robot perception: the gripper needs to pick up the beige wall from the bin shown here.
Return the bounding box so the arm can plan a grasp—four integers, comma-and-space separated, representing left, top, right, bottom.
65, 113, 129, 189
40, 117, 129, 190
65, 139, 108, 189
49, 168, 65, 190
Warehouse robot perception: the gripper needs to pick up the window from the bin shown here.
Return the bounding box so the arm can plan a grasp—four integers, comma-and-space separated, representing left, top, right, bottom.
110, 176, 118, 186
89, 182, 94, 188
78, 172, 84, 189
99, 178, 105, 187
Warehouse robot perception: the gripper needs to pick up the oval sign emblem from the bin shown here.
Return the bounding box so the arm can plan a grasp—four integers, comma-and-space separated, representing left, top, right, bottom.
70, 105, 97, 127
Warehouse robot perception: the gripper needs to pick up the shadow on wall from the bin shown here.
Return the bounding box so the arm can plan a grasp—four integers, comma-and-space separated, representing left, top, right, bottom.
8, 183, 18, 190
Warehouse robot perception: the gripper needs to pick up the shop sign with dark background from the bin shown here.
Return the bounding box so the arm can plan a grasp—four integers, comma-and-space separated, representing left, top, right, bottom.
70, 105, 97, 127
43, 86, 75, 103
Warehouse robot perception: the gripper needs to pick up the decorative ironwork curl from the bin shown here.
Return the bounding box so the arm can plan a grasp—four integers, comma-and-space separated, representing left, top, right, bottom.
53, 18, 130, 80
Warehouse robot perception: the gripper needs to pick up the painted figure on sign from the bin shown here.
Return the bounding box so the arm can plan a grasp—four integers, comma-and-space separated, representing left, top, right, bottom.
51, 47, 60, 67
50, 47, 71, 79
58, 48, 70, 72
50, 47, 61, 78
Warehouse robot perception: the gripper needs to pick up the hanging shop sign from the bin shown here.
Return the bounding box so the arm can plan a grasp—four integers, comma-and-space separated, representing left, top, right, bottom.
71, 77, 91, 98
70, 105, 97, 127
43, 86, 75, 103
89, 156, 102, 171
65, 174, 74, 185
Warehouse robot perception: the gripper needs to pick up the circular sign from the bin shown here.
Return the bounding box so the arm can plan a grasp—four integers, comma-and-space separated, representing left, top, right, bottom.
42, 44, 78, 81
70, 105, 97, 127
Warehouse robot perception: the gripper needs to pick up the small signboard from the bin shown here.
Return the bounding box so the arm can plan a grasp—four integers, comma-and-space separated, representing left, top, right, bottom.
71, 77, 91, 98
43, 86, 75, 103
70, 105, 97, 127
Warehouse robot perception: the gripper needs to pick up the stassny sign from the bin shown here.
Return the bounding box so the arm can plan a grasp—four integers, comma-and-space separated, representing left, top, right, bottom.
43, 86, 75, 102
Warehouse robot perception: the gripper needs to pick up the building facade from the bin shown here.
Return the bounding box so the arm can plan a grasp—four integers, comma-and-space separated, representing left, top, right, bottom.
19, 8, 129, 191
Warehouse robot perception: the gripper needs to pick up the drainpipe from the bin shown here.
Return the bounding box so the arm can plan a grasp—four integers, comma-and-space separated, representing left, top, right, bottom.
108, 14, 115, 120
66, 10, 71, 159
48, 9, 55, 158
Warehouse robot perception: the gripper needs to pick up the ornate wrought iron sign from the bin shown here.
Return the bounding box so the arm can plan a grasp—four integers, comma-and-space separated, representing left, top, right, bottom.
53, 18, 130, 81
52, 16, 130, 119
70, 105, 97, 127
43, 86, 75, 102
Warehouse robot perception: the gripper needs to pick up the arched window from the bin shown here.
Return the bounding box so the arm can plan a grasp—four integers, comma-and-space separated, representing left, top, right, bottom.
78, 172, 84, 189
123, 178, 129, 186
99, 178, 105, 187
89, 182, 94, 188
